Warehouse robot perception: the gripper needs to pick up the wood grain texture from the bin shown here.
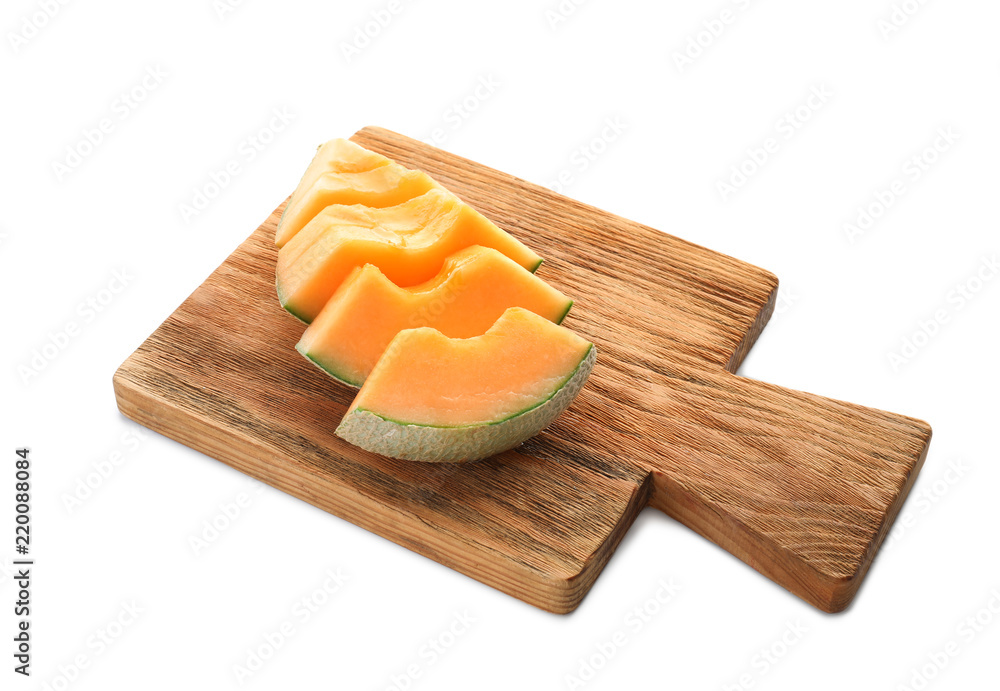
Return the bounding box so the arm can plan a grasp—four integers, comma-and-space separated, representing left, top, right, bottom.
113, 126, 931, 613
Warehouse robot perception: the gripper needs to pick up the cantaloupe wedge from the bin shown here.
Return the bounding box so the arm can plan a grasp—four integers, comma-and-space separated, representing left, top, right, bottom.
284, 139, 392, 213
335, 307, 596, 462
296, 246, 573, 387
275, 138, 439, 247
276, 189, 543, 323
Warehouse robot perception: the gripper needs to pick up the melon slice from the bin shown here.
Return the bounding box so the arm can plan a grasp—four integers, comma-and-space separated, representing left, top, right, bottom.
276, 189, 543, 323
335, 307, 596, 462
284, 139, 392, 215
296, 246, 573, 387
276, 138, 439, 247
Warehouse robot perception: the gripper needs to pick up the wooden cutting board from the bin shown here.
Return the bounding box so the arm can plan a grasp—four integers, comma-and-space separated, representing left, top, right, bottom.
113, 126, 932, 614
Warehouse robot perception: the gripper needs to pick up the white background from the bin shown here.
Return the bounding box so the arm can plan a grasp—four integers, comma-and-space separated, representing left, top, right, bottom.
2, 0, 998, 689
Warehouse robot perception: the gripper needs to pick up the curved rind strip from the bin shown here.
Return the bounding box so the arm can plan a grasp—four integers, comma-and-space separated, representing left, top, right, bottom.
336, 345, 596, 463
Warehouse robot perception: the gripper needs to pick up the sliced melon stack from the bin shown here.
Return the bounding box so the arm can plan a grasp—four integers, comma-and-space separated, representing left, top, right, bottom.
337, 308, 595, 462
276, 139, 440, 247
277, 188, 542, 322
297, 246, 573, 387
275, 138, 595, 462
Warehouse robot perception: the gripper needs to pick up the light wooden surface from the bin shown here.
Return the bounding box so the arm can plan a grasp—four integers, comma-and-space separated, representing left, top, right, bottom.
113, 127, 932, 613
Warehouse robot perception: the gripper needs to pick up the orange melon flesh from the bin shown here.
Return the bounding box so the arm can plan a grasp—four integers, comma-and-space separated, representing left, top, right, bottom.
284, 139, 391, 214
296, 246, 573, 387
351, 307, 590, 426
335, 308, 595, 462
276, 189, 543, 323
275, 138, 438, 247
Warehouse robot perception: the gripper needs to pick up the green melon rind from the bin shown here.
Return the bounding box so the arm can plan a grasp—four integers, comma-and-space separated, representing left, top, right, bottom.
276, 273, 312, 324
283, 303, 311, 325
276, 202, 289, 243
297, 346, 363, 388
555, 299, 574, 325
335, 344, 596, 463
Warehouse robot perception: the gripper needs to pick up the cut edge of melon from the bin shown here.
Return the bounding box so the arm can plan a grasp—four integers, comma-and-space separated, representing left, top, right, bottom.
335, 344, 595, 462
555, 299, 574, 325
298, 346, 363, 388
276, 139, 395, 247
276, 273, 312, 324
